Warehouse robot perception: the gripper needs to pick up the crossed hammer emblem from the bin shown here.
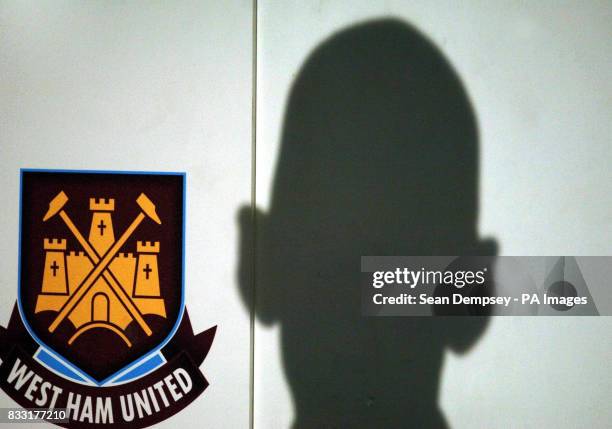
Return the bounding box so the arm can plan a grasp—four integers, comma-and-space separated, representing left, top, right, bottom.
42, 191, 162, 336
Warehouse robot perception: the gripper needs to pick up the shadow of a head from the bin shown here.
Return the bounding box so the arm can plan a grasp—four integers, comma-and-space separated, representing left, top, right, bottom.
239, 18, 496, 428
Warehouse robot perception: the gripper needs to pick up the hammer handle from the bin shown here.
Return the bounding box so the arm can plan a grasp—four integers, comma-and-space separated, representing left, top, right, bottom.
60, 211, 96, 258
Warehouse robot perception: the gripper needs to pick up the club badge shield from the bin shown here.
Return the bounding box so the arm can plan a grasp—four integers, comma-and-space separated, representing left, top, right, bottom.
18, 170, 186, 384
0, 169, 215, 427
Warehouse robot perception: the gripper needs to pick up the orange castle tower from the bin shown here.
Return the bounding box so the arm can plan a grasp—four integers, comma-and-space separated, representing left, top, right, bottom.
41, 238, 68, 294
135, 241, 161, 297
88, 198, 115, 256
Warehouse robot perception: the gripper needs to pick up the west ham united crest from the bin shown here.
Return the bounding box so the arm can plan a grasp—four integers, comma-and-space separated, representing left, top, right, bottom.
0, 170, 216, 428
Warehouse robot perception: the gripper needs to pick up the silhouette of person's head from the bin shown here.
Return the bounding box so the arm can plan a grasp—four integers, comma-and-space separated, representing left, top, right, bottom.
240, 19, 496, 428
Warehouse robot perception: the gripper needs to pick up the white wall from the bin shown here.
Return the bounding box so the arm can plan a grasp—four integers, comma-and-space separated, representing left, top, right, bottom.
256, 1, 611, 428
1, 1, 610, 428
0, 1, 253, 427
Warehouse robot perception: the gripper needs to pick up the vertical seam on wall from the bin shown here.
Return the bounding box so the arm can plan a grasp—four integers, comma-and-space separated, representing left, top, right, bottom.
249, 0, 257, 428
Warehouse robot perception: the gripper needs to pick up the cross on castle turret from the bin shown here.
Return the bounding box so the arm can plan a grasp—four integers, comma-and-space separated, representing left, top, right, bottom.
135, 241, 161, 297
41, 238, 68, 294
88, 198, 115, 255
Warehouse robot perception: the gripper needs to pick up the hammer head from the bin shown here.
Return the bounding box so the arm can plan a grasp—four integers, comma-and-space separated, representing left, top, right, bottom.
136, 193, 162, 224
43, 191, 69, 221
